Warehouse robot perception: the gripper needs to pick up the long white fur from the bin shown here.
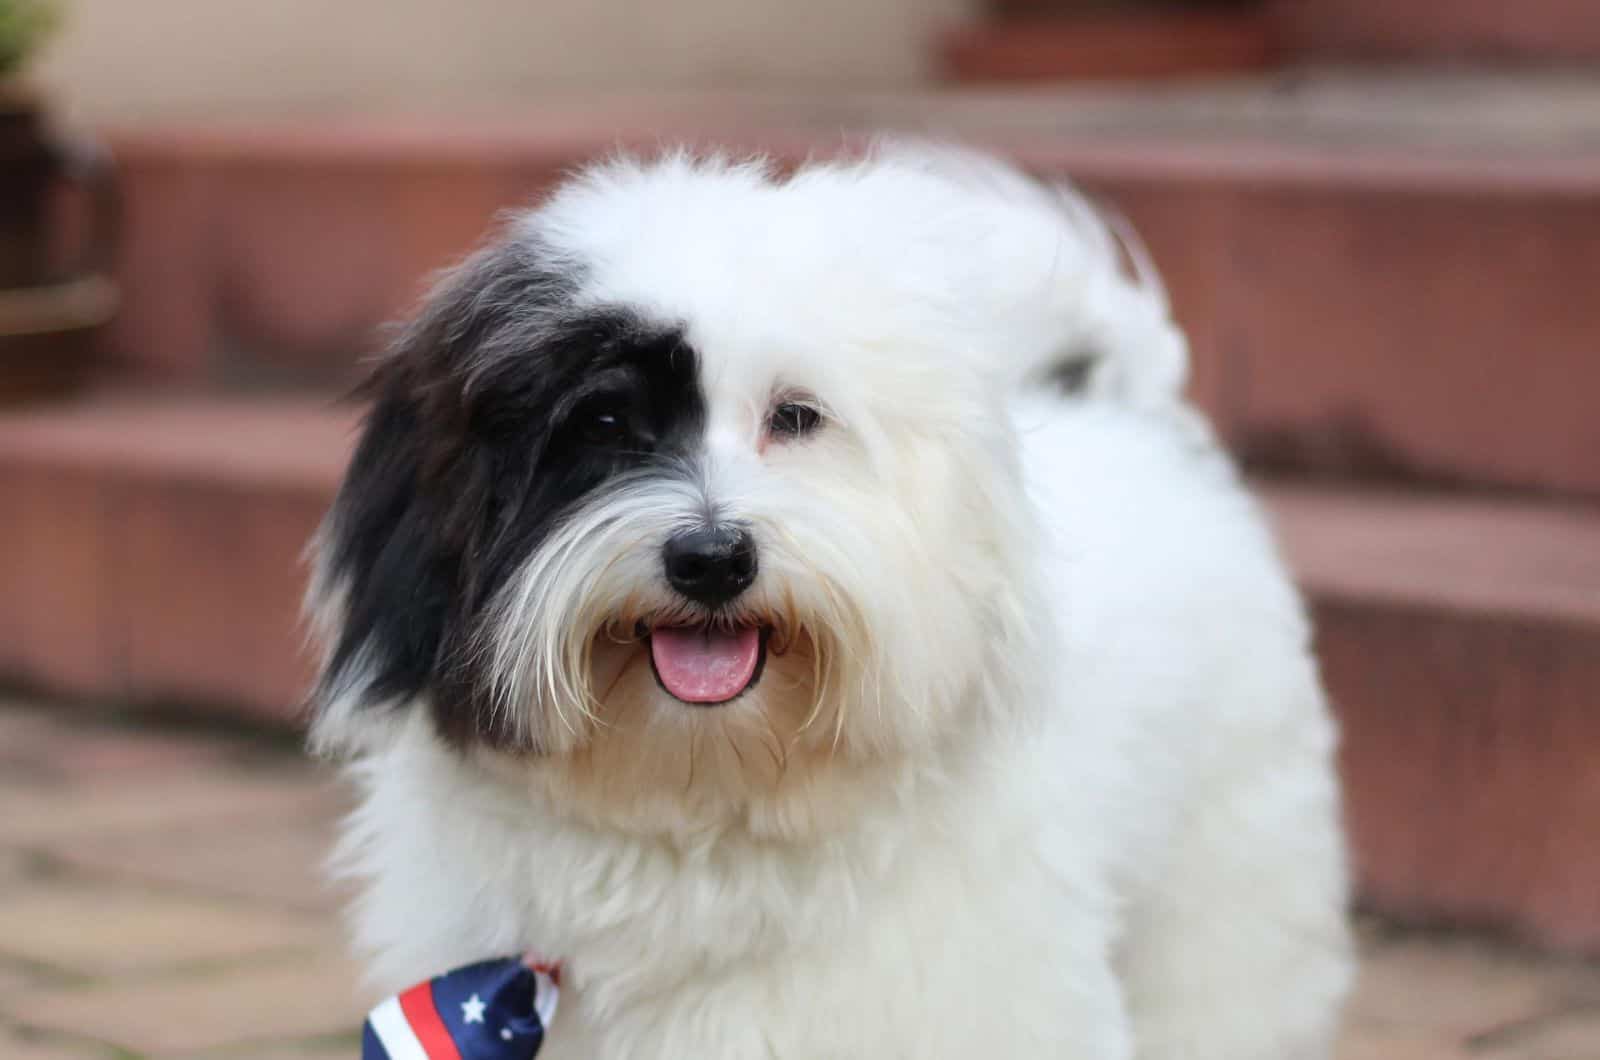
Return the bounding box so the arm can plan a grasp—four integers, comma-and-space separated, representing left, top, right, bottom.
318, 146, 1351, 1058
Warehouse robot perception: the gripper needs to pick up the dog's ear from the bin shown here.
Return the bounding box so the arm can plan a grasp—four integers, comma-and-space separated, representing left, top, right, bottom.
304, 237, 574, 753
306, 373, 448, 752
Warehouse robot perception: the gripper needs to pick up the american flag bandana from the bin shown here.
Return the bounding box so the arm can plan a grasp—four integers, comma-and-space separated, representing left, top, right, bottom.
362, 956, 560, 1059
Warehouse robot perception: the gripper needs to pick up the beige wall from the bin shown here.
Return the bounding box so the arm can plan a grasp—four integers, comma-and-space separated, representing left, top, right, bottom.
33, 0, 975, 118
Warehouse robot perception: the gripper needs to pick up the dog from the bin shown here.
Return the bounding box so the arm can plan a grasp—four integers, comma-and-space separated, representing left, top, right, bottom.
307, 144, 1352, 1058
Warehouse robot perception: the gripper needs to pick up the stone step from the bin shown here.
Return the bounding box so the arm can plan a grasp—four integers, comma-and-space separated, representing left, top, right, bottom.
2, 394, 1598, 950
99, 75, 1600, 495
1267, 0, 1600, 64
937, 10, 1281, 83
971, 0, 1600, 66
0, 394, 354, 717
1271, 482, 1600, 952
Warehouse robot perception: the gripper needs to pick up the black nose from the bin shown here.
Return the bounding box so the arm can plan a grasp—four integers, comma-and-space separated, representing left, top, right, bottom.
662, 526, 758, 607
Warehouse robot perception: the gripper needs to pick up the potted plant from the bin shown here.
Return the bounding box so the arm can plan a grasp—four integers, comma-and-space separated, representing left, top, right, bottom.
1, 0, 118, 402
0, 0, 56, 75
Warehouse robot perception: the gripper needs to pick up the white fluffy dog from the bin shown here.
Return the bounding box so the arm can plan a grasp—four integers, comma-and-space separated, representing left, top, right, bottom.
308, 145, 1352, 1059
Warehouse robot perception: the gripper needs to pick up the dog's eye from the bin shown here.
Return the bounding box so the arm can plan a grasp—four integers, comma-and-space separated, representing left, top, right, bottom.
574, 398, 635, 448
585, 412, 626, 444
768, 402, 821, 440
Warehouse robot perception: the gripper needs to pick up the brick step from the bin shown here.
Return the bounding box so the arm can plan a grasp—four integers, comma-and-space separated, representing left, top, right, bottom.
0, 394, 355, 717
1270, 482, 1600, 952
3, 395, 1599, 950
937, 11, 1281, 83
103, 75, 1600, 495
1267, 0, 1600, 64
974, 0, 1600, 65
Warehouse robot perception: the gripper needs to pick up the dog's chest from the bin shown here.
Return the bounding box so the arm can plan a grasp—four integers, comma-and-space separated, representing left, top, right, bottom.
525, 830, 1113, 1059
540, 898, 1094, 1059
355, 731, 1128, 1057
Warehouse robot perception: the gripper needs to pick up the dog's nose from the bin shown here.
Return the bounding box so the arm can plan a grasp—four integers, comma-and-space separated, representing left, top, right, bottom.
662, 526, 758, 607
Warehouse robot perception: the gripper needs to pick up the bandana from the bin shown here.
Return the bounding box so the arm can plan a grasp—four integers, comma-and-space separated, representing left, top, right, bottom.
362, 956, 560, 1059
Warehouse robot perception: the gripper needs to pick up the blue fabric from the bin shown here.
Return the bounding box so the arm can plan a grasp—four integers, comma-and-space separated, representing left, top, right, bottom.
362, 956, 552, 1059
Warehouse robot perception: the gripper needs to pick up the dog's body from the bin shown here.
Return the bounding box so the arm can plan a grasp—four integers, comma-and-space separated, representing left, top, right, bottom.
311, 148, 1351, 1059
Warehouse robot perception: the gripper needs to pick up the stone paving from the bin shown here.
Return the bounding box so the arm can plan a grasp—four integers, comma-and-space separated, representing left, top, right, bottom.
0, 695, 1597, 1059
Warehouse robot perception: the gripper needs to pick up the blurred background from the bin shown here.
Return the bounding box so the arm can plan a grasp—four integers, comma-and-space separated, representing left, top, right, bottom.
1, 0, 1597, 1057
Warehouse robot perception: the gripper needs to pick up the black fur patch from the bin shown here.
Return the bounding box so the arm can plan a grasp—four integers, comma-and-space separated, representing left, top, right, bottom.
316, 235, 704, 747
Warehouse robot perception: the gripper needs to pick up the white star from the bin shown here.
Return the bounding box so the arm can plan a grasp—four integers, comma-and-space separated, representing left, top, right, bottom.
461, 993, 487, 1024
501, 1028, 514, 1041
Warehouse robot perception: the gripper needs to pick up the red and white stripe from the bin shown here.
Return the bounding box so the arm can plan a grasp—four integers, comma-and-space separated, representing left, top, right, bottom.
366, 981, 462, 1060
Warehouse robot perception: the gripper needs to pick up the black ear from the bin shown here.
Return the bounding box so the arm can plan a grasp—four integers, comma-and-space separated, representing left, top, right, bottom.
312, 378, 452, 723
306, 237, 578, 748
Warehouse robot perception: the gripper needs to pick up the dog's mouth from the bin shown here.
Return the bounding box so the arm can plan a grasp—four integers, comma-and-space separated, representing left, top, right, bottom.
642, 622, 770, 706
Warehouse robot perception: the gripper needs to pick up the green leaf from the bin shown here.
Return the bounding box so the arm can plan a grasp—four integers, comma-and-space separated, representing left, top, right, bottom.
0, 0, 62, 78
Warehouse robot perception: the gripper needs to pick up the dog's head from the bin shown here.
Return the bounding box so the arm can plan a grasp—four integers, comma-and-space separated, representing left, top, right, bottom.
307, 148, 1179, 829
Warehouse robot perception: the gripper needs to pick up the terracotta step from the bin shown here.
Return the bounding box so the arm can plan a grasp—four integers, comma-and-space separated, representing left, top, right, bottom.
1268, 0, 1600, 63
1270, 482, 1600, 953
99, 76, 1600, 495
977, 0, 1600, 63
0, 393, 355, 717
937, 11, 1281, 84
3, 395, 1599, 950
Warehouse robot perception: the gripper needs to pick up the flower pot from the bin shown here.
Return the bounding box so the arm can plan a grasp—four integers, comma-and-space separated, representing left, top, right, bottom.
0, 87, 118, 402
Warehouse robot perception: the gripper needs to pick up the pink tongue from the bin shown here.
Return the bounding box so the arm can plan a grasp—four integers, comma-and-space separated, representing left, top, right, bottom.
650, 627, 761, 703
